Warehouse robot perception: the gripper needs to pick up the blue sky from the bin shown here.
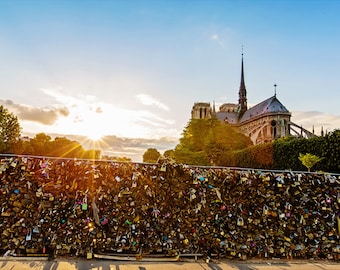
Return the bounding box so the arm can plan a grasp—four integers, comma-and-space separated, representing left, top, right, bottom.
1, 0, 340, 161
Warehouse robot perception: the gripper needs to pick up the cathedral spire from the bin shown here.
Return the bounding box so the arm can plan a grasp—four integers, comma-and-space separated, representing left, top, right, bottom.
238, 52, 247, 116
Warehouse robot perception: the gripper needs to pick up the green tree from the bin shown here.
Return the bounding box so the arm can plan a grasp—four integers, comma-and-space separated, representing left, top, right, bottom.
83, 149, 101, 160
11, 137, 34, 155
50, 137, 85, 158
204, 119, 252, 165
27, 134, 101, 159
176, 118, 222, 153
319, 130, 340, 172
30, 133, 53, 156
0, 105, 22, 153
163, 149, 175, 158
272, 132, 339, 173
226, 143, 274, 169
143, 148, 161, 163
173, 118, 252, 165
298, 153, 323, 172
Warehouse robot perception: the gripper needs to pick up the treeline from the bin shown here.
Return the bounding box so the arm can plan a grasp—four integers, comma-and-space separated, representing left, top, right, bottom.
11, 133, 101, 159
160, 118, 339, 173
220, 131, 339, 173
172, 118, 253, 165
0, 105, 101, 159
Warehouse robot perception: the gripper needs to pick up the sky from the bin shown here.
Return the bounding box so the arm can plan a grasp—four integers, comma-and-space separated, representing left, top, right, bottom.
1, 0, 340, 161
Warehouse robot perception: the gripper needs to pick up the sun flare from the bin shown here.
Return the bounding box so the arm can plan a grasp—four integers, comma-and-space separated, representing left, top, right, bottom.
86, 131, 104, 142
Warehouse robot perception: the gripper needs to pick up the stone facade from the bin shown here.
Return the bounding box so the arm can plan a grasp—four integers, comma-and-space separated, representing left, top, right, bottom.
191, 102, 212, 119
237, 112, 291, 144
191, 56, 296, 145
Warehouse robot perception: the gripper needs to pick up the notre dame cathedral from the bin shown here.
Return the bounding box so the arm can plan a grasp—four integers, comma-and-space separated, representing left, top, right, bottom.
191, 55, 315, 145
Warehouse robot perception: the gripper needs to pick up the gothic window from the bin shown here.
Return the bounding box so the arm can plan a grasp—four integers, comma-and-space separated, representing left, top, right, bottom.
271, 120, 277, 138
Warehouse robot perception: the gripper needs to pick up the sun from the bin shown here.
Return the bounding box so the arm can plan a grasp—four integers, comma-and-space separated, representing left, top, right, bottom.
86, 129, 105, 141
80, 121, 106, 142
79, 114, 107, 142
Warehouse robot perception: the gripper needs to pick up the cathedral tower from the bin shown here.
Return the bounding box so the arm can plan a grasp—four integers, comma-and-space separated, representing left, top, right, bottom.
238, 54, 247, 117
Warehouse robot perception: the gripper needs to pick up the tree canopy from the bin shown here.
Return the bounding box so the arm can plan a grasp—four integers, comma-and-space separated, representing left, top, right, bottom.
143, 148, 161, 163
0, 105, 21, 153
28, 133, 102, 159
298, 152, 323, 172
173, 118, 253, 165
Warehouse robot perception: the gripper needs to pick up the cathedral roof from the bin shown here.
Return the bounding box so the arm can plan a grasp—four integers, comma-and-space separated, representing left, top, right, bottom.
216, 111, 239, 124
239, 95, 290, 123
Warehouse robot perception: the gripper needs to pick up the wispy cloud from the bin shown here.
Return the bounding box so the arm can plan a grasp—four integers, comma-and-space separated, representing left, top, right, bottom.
210, 33, 225, 47
210, 34, 219, 40
41, 88, 83, 106
6, 88, 179, 140
136, 94, 169, 111
137, 110, 175, 126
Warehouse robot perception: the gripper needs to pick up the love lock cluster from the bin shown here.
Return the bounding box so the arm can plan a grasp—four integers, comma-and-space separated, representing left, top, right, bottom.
0, 156, 339, 261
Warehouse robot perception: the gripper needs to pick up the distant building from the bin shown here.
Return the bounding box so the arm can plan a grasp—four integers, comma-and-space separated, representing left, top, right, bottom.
191, 55, 315, 145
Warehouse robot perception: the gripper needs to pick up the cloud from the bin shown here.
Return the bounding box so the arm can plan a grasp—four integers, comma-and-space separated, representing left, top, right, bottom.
210, 34, 219, 40
63, 134, 179, 162
137, 110, 175, 126
97, 135, 178, 161
291, 110, 340, 135
0, 99, 69, 125
136, 94, 169, 111
19, 131, 179, 162
42, 90, 176, 138
41, 88, 85, 106
210, 33, 225, 47
23, 88, 178, 139
2, 99, 14, 105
